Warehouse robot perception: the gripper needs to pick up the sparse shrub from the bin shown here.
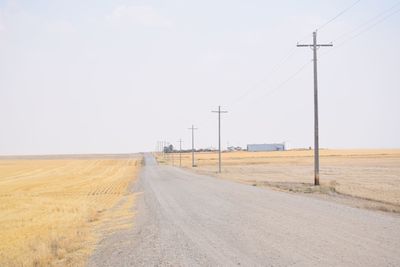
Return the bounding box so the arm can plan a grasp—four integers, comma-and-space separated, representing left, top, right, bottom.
328, 180, 338, 193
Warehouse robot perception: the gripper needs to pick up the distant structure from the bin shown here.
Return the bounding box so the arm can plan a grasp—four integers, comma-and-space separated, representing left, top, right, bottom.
247, 143, 285, 152
227, 146, 243, 152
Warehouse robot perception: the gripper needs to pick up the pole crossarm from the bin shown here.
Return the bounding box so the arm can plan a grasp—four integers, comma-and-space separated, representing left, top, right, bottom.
297, 43, 333, 47
187, 126, 198, 132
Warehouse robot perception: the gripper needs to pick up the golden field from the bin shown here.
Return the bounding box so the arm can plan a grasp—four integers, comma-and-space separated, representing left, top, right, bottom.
160, 149, 400, 208
0, 157, 141, 267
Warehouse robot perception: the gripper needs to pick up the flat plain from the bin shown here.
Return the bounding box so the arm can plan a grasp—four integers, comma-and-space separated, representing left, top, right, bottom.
0, 156, 140, 266
89, 154, 400, 266
160, 149, 400, 210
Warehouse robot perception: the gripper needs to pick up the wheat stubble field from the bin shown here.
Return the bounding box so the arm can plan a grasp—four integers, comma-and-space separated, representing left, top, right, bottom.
0, 156, 141, 267
161, 149, 400, 211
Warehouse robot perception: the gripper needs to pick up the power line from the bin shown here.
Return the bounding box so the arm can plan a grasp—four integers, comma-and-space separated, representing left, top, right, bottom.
344, 7, 400, 40
229, 48, 299, 106
243, 59, 312, 107
180, 2, 372, 152
248, 0, 361, 104
173, 2, 366, 158
246, 1, 395, 107
259, 60, 312, 100
227, 31, 315, 108
229, 1, 362, 108
316, 0, 363, 31
332, 1, 400, 43
321, 2, 400, 58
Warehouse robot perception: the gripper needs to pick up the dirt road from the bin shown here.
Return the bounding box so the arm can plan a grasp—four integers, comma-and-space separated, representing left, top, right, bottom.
88, 154, 400, 266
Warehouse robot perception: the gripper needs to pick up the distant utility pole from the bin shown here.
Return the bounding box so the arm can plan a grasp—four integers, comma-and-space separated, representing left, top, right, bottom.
188, 125, 198, 167
212, 106, 228, 173
158, 141, 162, 154
169, 144, 175, 166
163, 140, 166, 159
166, 141, 171, 163
297, 31, 332, 186
177, 139, 183, 167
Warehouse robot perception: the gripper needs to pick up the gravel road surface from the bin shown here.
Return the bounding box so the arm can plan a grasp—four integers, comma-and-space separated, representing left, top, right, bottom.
88, 154, 400, 266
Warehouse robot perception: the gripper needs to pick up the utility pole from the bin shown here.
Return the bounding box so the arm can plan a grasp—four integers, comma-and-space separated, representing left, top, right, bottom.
163, 140, 168, 161
212, 106, 228, 173
297, 31, 332, 186
188, 125, 198, 167
158, 141, 162, 155
163, 140, 166, 159
170, 144, 175, 166
177, 139, 183, 167
166, 141, 171, 164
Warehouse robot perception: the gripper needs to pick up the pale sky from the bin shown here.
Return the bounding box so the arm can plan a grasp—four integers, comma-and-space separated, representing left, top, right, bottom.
1, 0, 399, 155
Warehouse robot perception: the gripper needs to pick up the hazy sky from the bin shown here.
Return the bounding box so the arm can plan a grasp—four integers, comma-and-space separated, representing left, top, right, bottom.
1, 0, 399, 155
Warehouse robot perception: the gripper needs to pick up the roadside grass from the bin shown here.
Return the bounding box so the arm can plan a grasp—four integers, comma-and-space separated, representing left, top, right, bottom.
158, 149, 400, 211
0, 157, 140, 267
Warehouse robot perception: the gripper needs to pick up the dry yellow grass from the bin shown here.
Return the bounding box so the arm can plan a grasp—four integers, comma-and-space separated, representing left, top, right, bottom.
160, 149, 400, 207
0, 157, 141, 267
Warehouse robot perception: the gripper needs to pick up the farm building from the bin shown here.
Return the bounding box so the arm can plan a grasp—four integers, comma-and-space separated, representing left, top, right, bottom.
247, 143, 285, 152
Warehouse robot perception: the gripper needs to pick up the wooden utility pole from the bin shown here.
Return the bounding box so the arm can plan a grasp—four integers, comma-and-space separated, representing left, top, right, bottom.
212, 106, 228, 173
171, 142, 174, 166
297, 31, 332, 186
177, 139, 183, 167
162, 140, 165, 159
188, 125, 198, 167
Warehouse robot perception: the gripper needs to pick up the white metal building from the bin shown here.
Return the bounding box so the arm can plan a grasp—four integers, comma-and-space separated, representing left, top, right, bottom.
247, 143, 285, 152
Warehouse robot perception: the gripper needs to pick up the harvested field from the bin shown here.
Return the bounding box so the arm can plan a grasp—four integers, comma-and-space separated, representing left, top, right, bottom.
160, 149, 400, 209
0, 156, 141, 267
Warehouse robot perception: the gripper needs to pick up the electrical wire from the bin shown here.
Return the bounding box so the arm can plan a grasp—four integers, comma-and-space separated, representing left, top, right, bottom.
321, 2, 400, 58
229, 1, 363, 108
332, 1, 400, 43
228, 47, 299, 106
249, 60, 313, 106
316, 0, 363, 31
185, 1, 368, 137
